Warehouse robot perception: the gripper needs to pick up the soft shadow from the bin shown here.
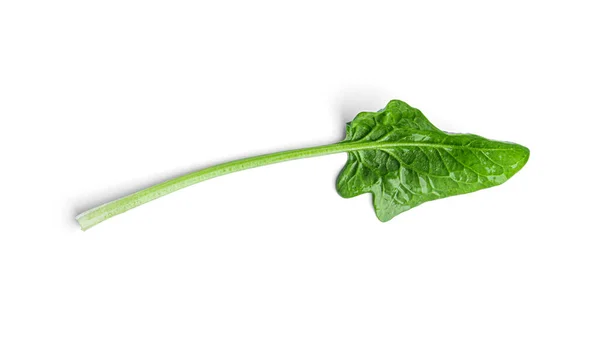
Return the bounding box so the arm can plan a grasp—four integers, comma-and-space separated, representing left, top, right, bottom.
334, 86, 392, 139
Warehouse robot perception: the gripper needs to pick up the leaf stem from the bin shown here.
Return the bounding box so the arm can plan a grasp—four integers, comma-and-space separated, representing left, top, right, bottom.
76, 142, 351, 230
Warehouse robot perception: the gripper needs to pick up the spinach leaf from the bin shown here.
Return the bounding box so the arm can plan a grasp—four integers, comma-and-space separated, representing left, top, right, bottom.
336, 100, 529, 221
76, 100, 528, 230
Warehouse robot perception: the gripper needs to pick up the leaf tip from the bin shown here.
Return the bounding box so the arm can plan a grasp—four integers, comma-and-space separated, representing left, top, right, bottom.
509, 143, 530, 177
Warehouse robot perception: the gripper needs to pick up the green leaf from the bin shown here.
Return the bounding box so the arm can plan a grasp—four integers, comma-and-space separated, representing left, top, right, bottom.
336, 100, 529, 222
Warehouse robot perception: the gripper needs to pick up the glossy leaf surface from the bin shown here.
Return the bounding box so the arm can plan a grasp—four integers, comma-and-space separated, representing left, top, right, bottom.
336, 100, 529, 221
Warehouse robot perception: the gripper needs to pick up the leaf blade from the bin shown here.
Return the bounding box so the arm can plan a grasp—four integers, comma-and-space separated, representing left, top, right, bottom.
336, 100, 529, 222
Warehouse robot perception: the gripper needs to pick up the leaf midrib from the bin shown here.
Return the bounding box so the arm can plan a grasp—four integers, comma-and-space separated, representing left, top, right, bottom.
339, 141, 518, 152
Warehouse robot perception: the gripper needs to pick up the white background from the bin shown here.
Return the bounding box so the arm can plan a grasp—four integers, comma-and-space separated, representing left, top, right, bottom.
1, 1, 599, 336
